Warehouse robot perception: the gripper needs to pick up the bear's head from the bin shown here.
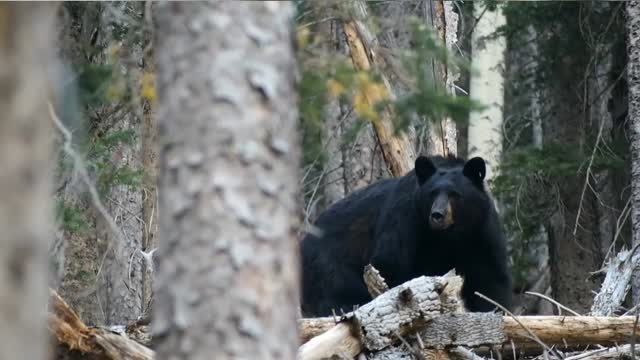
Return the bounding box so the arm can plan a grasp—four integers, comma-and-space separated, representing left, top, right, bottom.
414, 155, 490, 232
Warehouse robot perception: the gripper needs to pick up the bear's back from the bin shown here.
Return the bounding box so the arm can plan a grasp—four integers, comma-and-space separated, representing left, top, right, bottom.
301, 176, 399, 248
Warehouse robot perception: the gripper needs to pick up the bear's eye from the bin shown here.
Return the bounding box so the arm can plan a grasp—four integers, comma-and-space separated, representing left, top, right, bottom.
449, 190, 461, 198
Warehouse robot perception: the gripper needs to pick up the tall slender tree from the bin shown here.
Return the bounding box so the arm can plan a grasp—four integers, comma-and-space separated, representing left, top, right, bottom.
153, 1, 301, 358
468, 2, 507, 185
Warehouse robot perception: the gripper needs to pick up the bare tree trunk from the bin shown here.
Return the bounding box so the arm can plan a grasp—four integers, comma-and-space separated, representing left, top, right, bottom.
94, 119, 144, 325
525, 25, 552, 315
467, 2, 506, 185
0, 2, 57, 358
140, 63, 158, 317
546, 60, 602, 315
627, 0, 640, 305
589, 9, 616, 263
321, 92, 346, 206
153, 2, 300, 359
95, 2, 147, 325
428, 0, 459, 157
55, 2, 150, 326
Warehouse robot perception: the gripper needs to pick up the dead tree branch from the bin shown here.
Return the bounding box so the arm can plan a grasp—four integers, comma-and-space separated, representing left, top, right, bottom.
591, 245, 640, 316
48, 289, 153, 360
340, 0, 415, 176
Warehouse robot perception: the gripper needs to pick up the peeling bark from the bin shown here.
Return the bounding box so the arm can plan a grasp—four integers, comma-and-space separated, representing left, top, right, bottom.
153, 1, 300, 358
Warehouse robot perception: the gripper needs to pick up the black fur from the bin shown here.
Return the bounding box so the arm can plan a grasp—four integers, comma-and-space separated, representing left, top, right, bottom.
300, 155, 512, 316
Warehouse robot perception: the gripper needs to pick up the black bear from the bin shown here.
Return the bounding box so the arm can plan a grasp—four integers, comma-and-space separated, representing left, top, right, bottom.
300, 155, 512, 316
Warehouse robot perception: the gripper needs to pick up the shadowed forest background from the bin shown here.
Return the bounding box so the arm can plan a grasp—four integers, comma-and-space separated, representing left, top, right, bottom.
5, 1, 640, 359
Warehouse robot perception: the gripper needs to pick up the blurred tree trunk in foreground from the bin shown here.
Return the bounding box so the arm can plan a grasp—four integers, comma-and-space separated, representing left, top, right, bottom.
153, 1, 301, 359
627, 0, 640, 305
0, 2, 58, 358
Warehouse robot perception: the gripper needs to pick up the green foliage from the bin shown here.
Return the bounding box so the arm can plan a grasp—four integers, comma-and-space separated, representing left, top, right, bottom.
76, 63, 117, 108
53, 2, 150, 241
490, 1, 628, 283
86, 129, 143, 195
56, 199, 90, 235
296, 12, 480, 156
492, 145, 571, 284
299, 70, 329, 170
294, 2, 481, 211
493, 140, 628, 284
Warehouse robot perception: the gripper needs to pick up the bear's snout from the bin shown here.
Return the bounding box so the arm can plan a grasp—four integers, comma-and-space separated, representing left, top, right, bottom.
430, 193, 454, 230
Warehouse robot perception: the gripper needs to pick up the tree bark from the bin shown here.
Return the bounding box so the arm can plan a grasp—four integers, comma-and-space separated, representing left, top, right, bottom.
95, 2, 148, 325
153, 1, 300, 359
0, 2, 57, 359
140, 53, 158, 319
627, 0, 640, 306
544, 6, 602, 314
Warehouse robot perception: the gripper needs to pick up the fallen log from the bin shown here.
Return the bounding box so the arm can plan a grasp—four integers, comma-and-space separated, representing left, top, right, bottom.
49, 280, 640, 360
48, 289, 154, 360
299, 314, 640, 357
298, 273, 464, 360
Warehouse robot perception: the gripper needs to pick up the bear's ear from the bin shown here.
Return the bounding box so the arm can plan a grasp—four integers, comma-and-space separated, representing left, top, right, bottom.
463, 157, 486, 183
415, 156, 436, 184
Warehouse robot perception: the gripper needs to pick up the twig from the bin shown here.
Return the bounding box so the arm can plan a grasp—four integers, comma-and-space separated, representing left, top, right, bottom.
394, 330, 426, 360
49, 101, 130, 315
524, 291, 582, 317
624, 304, 640, 316
451, 346, 487, 360
49, 102, 125, 247
573, 117, 604, 237
474, 292, 561, 358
